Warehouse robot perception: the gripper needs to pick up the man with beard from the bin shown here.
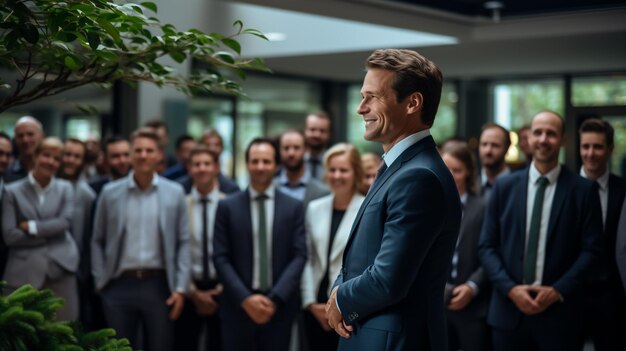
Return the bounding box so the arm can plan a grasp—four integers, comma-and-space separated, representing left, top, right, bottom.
304, 112, 331, 180
479, 111, 603, 350
5, 116, 44, 182
89, 136, 131, 195
275, 129, 329, 209
478, 123, 511, 198
578, 118, 626, 350
213, 137, 306, 351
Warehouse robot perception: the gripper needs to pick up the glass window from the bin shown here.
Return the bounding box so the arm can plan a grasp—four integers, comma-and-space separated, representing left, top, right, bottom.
493, 80, 565, 163
188, 98, 236, 177
235, 75, 321, 185
66, 115, 101, 140
346, 82, 458, 154
572, 75, 626, 107
492, 80, 565, 131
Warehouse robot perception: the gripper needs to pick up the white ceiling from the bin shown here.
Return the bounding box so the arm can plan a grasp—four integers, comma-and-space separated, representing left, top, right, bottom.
214, 0, 626, 81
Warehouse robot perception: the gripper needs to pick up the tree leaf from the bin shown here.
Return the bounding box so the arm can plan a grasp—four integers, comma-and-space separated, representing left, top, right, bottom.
96, 18, 120, 43
19, 22, 40, 44
141, 2, 158, 12
87, 32, 101, 50
169, 50, 186, 63
221, 38, 240, 55
64, 55, 80, 70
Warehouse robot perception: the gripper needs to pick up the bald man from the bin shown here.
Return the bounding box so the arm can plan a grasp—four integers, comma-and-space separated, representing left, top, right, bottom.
479, 111, 603, 350
6, 116, 44, 183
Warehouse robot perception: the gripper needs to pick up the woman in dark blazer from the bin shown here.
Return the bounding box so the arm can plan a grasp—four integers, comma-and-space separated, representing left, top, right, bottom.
2, 137, 79, 321
300, 143, 366, 351
441, 141, 492, 351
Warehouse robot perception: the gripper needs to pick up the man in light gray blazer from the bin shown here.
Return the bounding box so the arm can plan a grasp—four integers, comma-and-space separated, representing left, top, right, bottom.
91, 128, 190, 351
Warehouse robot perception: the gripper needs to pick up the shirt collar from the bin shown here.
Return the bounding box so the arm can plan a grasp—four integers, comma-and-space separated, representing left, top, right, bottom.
127, 170, 159, 190
249, 184, 275, 201
460, 192, 468, 205
28, 172, 55, 192
383, 129, 431, 168
191, 185, 220, 202
529, 162, 561, 185
580, 167, 609, 190
481, 167, 510, 186
278, 168, 309, 187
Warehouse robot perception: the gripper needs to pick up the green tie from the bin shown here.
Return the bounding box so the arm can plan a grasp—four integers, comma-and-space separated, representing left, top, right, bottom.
256, 194, 270, 291
523, 176, 549, 284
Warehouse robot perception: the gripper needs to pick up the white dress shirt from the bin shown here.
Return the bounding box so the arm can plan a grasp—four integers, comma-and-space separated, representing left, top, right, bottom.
382, 129, 431, 168
249, 185, 276, 290
118, 173, 163, 274
580, 167, 609, 228
26, 172, 56, 235
526, 163, 561, 285
189, 186, 220, 281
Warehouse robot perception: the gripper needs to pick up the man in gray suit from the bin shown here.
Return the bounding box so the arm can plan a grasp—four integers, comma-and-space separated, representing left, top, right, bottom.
91, 128, 190, 351
275, 129, 329, 209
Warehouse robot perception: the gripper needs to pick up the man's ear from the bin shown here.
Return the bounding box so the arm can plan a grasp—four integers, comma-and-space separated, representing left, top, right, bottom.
406, 92, 423, 115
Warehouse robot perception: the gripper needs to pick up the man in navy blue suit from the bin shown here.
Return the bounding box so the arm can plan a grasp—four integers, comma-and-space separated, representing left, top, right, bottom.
325, 49, 462, 351
578, 118, 626, 350
479, 111, 604, 350
213, 138, 307, 351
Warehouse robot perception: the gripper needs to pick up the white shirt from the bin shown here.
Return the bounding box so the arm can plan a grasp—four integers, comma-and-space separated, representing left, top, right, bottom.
189, 186, 220, 281
580, 167, 609, 228
249, 185, 276, 290
382, 129, 431, 168
26, 172, 56, 235
481, 167, 510, 188
118, 172, 163, 274
526, 163, 561, 285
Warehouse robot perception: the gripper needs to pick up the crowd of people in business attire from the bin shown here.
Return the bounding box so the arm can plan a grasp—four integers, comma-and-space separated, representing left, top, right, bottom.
1, 95, 626, 351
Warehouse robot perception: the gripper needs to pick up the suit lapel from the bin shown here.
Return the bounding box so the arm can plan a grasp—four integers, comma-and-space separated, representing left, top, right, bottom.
515, 170, 530, 251
330, 194, 361, 261
343, 137, 435, 259
457, 194, 477, 245
314, 196, 332, 267
547, 169, 570, 239
116, 185, 128, 240
22, 181, 42, 218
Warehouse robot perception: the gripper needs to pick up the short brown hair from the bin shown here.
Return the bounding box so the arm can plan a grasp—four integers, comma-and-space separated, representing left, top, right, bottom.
188, 145, 219, 164
366, 49, 443, 127
579, 118, 614, 147
130, 128, 160, 146
441, 141, 478, 194
481, 123, 511, 149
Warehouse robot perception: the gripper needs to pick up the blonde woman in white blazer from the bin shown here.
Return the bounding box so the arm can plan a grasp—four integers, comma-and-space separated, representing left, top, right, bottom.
300, 143, 366, 350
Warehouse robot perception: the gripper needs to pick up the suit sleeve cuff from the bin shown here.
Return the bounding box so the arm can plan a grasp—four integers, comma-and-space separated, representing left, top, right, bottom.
28, 220, 38, 236
466, 280, 479, 296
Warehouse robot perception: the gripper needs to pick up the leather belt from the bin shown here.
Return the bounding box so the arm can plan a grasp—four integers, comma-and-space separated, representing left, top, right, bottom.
121, 269, 165, 279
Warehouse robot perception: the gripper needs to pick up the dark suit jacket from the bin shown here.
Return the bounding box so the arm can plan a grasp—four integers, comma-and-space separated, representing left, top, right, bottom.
213, 188, 307, 324
334, 136, 462, 351
603, 174, 626, 287
478, 166, 603, 330
177, 173, 239, 195
446, 193, 490, 318
89, 176, 112, 196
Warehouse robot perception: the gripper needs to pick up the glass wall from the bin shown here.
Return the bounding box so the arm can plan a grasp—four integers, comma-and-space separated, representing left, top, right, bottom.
492, 79, 565, 163
572, 75, 626, 107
